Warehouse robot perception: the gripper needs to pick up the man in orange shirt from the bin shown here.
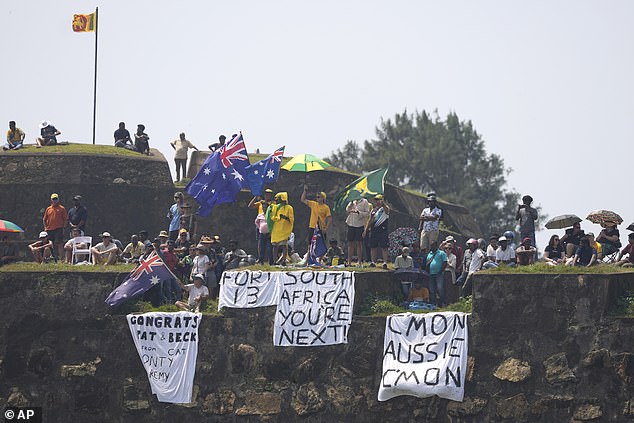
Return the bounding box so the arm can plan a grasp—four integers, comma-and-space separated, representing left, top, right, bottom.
43, 193, 68, 261
301, 185, 331, 243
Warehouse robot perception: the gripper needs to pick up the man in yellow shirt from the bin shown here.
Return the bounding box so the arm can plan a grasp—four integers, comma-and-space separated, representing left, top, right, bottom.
270, 192, 294, 265
301, 185, 331, 243
5, 121, 25, 150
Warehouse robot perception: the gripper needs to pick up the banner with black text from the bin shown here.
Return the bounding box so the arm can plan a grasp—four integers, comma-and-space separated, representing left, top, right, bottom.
378, 312, 468, 402
218, 270, 281, 310
127, 311, 201, 404
274, 271, 355, 346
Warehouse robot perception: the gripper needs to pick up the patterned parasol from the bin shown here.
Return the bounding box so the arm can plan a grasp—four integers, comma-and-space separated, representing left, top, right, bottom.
0, 220, 25, 233
586, 210, 623, 227
388, 227, 419, 259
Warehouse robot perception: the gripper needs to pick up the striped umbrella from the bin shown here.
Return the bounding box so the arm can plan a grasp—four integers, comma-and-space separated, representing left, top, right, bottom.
281, 154, 331, 173
0, 220, 25, 233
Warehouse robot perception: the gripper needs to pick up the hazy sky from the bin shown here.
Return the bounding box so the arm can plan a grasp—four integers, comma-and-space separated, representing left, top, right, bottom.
2, 1, 633, 246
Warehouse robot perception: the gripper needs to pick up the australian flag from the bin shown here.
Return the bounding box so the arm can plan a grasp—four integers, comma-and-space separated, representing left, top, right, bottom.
245, 146, 285, 196
186, 133, 250, 216
105, 253, 175, 307
307, 223, 328, 266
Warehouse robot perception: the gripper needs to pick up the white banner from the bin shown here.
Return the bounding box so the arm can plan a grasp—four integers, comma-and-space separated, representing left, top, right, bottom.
127, 311, 202, 404
378, 312, 468, 402
218, 270, 282, 310
273, 271, 355, 346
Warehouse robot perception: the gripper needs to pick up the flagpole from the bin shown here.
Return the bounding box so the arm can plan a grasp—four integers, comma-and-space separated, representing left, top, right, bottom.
92, 7, 99, 145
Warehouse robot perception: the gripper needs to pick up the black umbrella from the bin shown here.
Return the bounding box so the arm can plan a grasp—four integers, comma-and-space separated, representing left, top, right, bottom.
545, 214, 582, 230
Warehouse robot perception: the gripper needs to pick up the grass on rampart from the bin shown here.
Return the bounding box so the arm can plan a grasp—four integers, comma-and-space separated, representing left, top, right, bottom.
1, 143, 151, 158
358, 294, 472, 316
0, 262, 135, 273
481, 262, 634, 275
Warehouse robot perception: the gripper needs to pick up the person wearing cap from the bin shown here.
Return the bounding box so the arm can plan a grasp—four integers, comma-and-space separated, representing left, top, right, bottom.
495, 236, 516, 266
516, 237, 537, 266
179, 202, 195, 234
160, 240, 182, 303
485, 235, 499, 262
442, 241, 457, 285
90, 232, 120, 265
67, 195, 88, 236
455, 239, 474, 287
114, 122, 133, 149
364, 194, 390, 267
122, 234, 145, 263
461, 238, 485, 296
5, 121, 25, 151
515, 195, 538, 248
36, 120, 61, 147
29, 231, 54, 263
175, 273, 209, 312
419, 193, 443, 257
43, 193, 68, 261
249, 189, 275, 265
190, 244, 212, 283
170, 132, 199, 182
167, 192, 184, 241
345, 197, 371, 265
301, 185, 331, 242
443, 235, 464, 275
134, 124, 150, 155
270, 192, 294, 265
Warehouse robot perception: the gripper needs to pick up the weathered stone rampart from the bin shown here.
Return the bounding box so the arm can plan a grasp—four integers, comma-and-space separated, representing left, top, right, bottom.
0, 271, 633, 422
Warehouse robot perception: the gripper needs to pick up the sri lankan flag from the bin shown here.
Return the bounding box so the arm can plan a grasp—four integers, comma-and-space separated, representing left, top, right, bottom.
332, 168, 388, 214
72, 13, 96, 32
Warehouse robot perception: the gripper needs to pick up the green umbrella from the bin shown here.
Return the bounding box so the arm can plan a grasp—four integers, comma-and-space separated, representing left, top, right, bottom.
281, 154, 331, 173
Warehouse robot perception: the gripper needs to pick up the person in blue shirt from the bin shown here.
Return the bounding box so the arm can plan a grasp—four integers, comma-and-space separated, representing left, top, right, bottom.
167, 192, 184, 241
426, 240, 448, 306
36, 120, 61, 147
68, 195, 88, 235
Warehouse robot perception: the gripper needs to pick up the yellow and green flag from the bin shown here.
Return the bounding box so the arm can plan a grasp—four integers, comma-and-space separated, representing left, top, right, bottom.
333, 168, 388, 214
72, 13, 96, 32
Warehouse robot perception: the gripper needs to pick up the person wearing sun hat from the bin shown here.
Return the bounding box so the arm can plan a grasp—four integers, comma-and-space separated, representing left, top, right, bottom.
364, 194, 390, 267
91, 232, 120, 265
36, 120, 61, 147
43, 193, 68, 261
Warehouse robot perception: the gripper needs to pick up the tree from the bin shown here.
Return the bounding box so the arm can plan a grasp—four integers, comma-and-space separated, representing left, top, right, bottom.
326, 140, 364, 174
331, 109, 523, 236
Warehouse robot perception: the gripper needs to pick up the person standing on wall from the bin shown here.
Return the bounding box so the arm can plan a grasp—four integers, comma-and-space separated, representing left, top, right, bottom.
301, 185, 331, 244
170, 132, 199, 182
43, 193, 68, 261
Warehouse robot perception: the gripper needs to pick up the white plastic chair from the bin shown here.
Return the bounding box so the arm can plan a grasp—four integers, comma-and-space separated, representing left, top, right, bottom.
71, 236, 92, 264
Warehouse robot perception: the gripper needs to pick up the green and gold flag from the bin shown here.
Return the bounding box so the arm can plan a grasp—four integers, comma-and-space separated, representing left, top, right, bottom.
72, 12, 96, 32
332, 168, 388, 214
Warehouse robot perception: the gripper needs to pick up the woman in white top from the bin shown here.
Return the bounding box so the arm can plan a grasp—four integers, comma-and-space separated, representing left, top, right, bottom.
190, 245, 211, 281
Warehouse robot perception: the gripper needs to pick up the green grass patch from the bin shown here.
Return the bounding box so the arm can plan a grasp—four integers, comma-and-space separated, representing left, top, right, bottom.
1, 143, 151, 158
115, 299, 223, 316
358, 293, 472, 316
238, 263, 389, 272
0, 262, 135, 273
481, 262, 634, 275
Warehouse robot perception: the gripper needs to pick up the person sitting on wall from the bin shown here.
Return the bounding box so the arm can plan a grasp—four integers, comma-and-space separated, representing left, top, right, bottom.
325, 239, 345, 266
595, 223, 621, 257
5, 120, 25, 151
586, 232, 603, 260
29, 232, 53, 263
91, 232, 120, 265
496, 236, 517, 266
544, 234, 565, 266
134, 124, 150, 155
516, 237, 537, 266
121, 234, 145, 263
175, 273, 209, 312
63, 227, 88, 263
561, 222, 585, 258
569, 237, 597, 267
36, 120, 61, 147
614, 233, 634, 267
114, 122, 133, 149
224, 239, 247, 270
0, 235, 20, 266
407, 280, 430, 303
